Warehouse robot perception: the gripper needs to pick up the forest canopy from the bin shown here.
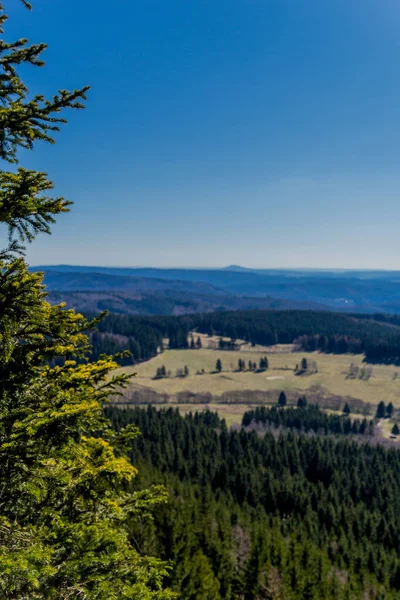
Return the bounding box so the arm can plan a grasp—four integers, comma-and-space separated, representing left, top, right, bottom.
85, 309, 400, 365
105, 405, 400, 599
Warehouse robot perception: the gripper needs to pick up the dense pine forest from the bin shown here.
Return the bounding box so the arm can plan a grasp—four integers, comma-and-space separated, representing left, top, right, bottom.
241, 404, 374, 436
88, 309, 400, 365
105, 405, 400, 599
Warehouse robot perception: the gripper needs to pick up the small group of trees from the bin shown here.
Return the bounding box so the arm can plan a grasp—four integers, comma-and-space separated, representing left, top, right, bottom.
297, 396, 308, 408
155, 365, 189, 378
176, 366, 190, 378
190, 335, 203, 349
237, 359, 246, 371
376, 401, 394, 419
155, 365, 167, 379
214, 357, 269, 374
347, 363, 373, 380
295, 357, 318, 375
237, 358, 267, 372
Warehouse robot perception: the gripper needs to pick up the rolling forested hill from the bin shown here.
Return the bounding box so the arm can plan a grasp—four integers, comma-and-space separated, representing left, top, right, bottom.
85, 309, 400, 365
35, 265, 400, 313
105, 405, 400, 599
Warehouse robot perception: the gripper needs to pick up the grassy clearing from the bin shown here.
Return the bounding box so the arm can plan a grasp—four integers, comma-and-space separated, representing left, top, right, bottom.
117, 348, 400, 409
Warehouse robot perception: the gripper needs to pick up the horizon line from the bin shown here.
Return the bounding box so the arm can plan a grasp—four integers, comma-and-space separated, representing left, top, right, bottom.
30, 263, 400, 273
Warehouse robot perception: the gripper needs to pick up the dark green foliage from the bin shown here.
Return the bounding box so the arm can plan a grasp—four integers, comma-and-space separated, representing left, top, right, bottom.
376, 401, 386, 419
392, 424, 400, 436
301, 357, 308, 371
278, 391, 287, 406
387, 402, 394, 418
84, 309, 400, 366
259, 356, 268, 370
343, 402, 351, 415
216, 359, 222, 372
242, 404, 372, 435
105, 405, 400, 598
155, 365, 167, 379
297, 396, 308, 408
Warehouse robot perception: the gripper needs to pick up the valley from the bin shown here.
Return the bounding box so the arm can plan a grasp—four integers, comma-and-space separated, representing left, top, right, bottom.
114, 346, 400, 434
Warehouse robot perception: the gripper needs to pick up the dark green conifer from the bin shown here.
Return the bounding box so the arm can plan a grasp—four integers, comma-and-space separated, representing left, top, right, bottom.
278, 391, 287, 407
0, 3, 173, 597
376, 401, 386, 419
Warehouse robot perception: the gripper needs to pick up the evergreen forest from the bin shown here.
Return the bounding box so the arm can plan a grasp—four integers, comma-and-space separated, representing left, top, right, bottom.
88, 309, 400, 365
106, 405, 400, 599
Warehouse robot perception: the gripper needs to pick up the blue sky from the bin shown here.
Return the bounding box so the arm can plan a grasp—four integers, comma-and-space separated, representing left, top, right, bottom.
6, 0, 400, 268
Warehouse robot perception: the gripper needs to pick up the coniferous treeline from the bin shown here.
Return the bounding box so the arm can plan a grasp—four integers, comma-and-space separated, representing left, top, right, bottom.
105, 405, 400, 599
242, 404, 374, 435
87, 309, 400, 365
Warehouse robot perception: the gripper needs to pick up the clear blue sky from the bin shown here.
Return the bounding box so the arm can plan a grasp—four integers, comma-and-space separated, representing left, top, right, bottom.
6, 0, 400, 268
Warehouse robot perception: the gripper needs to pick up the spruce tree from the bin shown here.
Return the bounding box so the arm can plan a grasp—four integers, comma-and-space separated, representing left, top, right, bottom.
278, 391, 287, 407
343, 402, 351, 416
387, 402, 394, 419
0, 3, 173, 598
392, 423, 400, 436
376, 401, 386, 419
216, 359, 222, 372
297, 396, 308, 408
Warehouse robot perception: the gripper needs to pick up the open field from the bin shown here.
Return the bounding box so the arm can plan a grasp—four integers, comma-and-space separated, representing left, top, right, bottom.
116, 348, 400, 414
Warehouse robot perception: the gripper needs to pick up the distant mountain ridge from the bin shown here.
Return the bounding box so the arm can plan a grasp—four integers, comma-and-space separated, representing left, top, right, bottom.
33, 265, 400, 314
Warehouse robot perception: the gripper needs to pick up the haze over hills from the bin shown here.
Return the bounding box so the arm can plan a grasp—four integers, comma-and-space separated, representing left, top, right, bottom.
34, 264, 400, 315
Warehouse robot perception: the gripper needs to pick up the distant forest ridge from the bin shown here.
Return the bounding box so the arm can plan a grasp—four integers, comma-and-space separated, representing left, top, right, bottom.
34, 264, 400, 314
86, 309, 400, 366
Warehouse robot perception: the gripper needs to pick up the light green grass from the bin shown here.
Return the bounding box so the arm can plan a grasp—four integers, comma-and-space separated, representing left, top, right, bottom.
116, 348, 400, 409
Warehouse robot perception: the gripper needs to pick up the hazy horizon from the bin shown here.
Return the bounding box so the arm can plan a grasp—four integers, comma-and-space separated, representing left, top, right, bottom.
31, 263, 400, 274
